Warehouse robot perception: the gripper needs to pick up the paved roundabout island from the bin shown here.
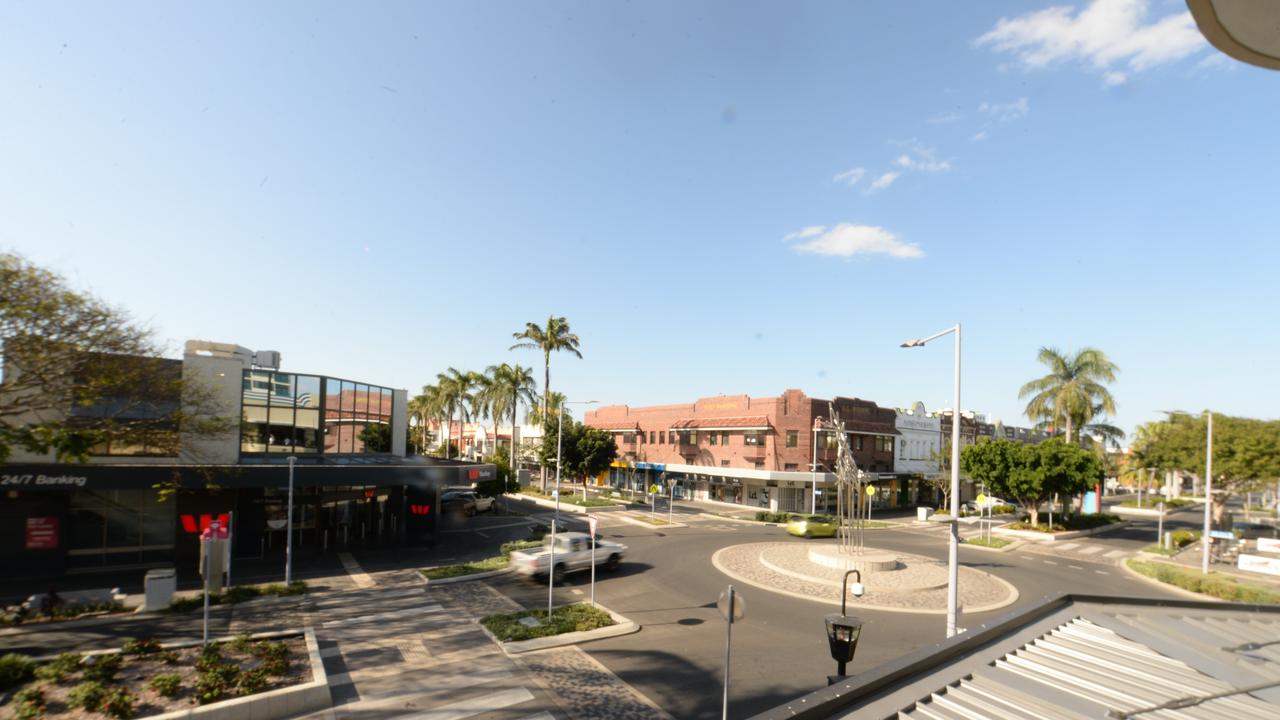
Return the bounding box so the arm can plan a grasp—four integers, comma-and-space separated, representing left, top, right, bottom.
712, 541, 1019, 614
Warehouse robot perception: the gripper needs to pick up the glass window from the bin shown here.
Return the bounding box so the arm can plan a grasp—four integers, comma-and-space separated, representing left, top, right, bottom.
709, 432, 717, 445
295, 375, 320, 408
856, 436, 864, 451
622, 432, 635, 443
721, 431, 729, 445
648, 431, 655, 444
786, 430, 798, 447
659, 431, 665, 444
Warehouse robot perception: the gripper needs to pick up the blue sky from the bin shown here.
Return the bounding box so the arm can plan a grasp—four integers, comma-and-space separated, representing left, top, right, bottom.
3, 0, 1277, 439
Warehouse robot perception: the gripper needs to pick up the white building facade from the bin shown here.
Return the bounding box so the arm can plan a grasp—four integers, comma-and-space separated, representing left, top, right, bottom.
894, 401, 942, 476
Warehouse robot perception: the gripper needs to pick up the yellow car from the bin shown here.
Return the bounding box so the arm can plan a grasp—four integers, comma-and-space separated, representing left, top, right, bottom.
786, 513, 838, 539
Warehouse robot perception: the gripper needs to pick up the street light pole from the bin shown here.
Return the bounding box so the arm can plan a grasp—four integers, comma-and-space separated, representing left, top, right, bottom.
812, 421, 820, 514
285, 455, 296, 585
549, 399, 597, 619
901, 324, 962, 638
1202, 411, 1213, 574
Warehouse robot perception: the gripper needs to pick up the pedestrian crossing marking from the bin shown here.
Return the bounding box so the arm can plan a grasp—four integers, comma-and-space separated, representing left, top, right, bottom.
1104, 549, 1127, 558
1056, 543, 1079, 550
398, 687, 535, 720
338, 552, 376, 588
320, 604, 444, 628
1076, 545, 1103, 555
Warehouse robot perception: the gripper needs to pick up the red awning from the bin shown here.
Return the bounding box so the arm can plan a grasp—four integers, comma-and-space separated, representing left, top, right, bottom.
670, 416, 772, 430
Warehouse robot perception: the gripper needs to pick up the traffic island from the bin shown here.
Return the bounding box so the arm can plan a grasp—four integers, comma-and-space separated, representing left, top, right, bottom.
1123, 559, 1280, 604
478, 603, 639, 654
712, 542, 1018, 614
420, 556, 513, 584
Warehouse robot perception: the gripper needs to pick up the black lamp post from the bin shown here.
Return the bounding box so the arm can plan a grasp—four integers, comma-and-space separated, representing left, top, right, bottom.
825, 569, 865, 683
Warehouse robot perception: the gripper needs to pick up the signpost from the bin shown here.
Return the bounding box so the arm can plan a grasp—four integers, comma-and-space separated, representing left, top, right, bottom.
668, 477, 677, 524
717, 585, 745, 720
587, 515, 599, 607
649, 483, 660, 514
199, 520, 229, 646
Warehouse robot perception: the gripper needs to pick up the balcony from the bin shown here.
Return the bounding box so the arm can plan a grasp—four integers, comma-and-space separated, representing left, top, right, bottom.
677, 437, 699, 456
741, 443, 766, 461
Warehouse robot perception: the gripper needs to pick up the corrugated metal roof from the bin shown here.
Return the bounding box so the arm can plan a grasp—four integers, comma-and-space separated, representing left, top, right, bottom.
900, 617, 1279, 720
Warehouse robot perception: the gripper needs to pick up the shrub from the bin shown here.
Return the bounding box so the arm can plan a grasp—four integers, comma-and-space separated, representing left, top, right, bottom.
0, 653, 35, 689
236, 667, 269, 694
229, 633, 254, 653
158, 650, 180, 665
101, 687, 137, 719
68, 680, 108, 711
80, 653, 121, 682
148, 673, 182, 697
259, 656, 290, 676
34, 664, 66, 683
195, 671, 231, 705
283, 580, 307, 595
753, 511, 790, 523
251, 640, 289, 661
122, 637, 162, 656
501, 539, 543, 557
222, 585, 261, 604
14, 687, 46, 719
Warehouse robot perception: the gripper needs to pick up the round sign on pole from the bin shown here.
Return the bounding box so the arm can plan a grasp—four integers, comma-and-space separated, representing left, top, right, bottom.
717, 589, 745, 622
976, 494, 987, 506
865, 485, 876, 497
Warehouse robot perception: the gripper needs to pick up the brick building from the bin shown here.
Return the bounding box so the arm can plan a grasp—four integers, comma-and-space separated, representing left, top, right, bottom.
583, 389, 906, 514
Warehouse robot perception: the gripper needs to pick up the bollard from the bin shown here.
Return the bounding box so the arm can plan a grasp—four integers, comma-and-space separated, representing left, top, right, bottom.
1165, 531, 1173, 551
323, 529, 328, 550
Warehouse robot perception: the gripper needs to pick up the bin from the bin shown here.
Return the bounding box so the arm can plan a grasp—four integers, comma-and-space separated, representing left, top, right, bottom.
142, 568, 176, 612
917, 507, 935, 522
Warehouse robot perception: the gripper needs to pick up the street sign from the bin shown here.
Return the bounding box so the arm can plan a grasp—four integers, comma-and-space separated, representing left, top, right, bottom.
976, 494, 987, 506
1209, 530, 1234, 540
667, 477, 677, 488
649, 484, 660, 495
717, 588, 745, 622
587, 515, 598, 536
865, 485, 876, 496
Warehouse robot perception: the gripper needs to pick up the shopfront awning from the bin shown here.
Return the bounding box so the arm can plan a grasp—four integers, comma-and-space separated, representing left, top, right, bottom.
670, 416, 771, 431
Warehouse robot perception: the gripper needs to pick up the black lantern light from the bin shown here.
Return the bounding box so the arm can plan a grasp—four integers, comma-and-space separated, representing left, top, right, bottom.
825, 569, 865, 682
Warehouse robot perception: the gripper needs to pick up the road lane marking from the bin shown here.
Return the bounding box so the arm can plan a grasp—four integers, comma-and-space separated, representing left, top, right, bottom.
1057, 543, 1079, 550
1095, 570, 1110, 575
571, 589, 583, 596
1042, 560, 1058, 565
475, 531, 489, 538
1076, 545, 1103, 555
1104, 549, 1127, 558
320, 604, 444, 628
339, 552, 376, 588
1068, 565, 1083, 570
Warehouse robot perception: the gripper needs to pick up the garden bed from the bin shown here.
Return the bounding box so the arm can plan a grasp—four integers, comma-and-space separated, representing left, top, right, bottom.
1126, 560, 1280, 604
421, 555, 509, 581
1118, 498, 1195, 509
480, 603, 615, 643
2, 602, 128, 629
165, 582, 306, 614
964, 536, 1013, 549
0, 633, 313, 720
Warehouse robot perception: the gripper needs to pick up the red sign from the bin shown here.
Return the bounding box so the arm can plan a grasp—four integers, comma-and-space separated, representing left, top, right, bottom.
410, 504, 431, 515
468, 469, 480, 480
25, 517, 59, 550
180, 513, 230, 535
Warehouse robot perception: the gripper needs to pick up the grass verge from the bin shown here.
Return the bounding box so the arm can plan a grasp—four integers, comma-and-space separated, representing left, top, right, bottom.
965, 536, 1012, 549
630, 514, 670, 525
1126, 559, 1280, 604
1119, 498, 1195, 509
166, 581, 307, 613
480, 603, 615, 642
421, 555, 509, 580
1007, 513, 1123, 533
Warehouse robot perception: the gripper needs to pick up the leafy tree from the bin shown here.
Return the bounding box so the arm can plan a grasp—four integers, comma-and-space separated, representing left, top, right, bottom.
477, 444, 522, 497
408, 384, 443, 454
1, 253, 231, 466
511, 316, 582, 491
435, 368, 478, 459
537, 416, 617, 488
1019, 347, 1119, 445
526, 391, 568, 426
1132, 412, 1280, 526
573, 424, 618, 485
962, 438, 1102, 525
358, 422, 391, 452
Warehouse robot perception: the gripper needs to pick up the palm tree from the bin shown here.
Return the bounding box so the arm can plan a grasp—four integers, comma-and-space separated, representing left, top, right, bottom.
1019, 347, 1119, 446
436, 368, 477, 460
511, 316, 582, 490
478, 363, 538, 471
526, 391, 568, 425
408, 384, 443, 453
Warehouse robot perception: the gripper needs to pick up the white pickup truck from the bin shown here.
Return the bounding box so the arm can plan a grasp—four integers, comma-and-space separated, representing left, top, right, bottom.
509, 531, 627, 583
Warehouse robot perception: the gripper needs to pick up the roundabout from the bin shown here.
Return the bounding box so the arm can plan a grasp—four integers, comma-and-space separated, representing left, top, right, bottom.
712, 541, 1019, 614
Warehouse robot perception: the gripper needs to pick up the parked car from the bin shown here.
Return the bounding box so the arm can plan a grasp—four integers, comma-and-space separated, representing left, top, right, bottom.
472, 492, 495, 513
508, 531, 627, 583
962, 497, 1009, 514
441, 490, 477, 517
786, 514, 838, 539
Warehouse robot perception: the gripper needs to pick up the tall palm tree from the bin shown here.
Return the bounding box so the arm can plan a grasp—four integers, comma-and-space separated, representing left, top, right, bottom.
408, 384, 443, 454
511, 316, 582, 489
436, 368, 477, 460
1019, 347, 1119, 445
526, 390, 568, 425
478, 363, 538, 469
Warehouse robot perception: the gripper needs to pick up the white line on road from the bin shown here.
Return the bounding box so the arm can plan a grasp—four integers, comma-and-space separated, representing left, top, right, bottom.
1104, 549, 1127, 558
1057, 543, 1079, 550
399, 687, 535, 720
1068, 565, 1083, 570
1043, 560, 1058, 565
474, 531, 488, 538
1095, 570, 1110, 575
320, 604, 444, 628
440, 520, 534, 534
515, 713, 556, 720
570, 589, 583, 596
338, 552, 376, 588
1076, 545, 1103, 555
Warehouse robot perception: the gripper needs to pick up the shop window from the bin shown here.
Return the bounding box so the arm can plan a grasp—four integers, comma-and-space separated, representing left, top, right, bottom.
721, 431, 730, 445
856, 436, 864, 451
784, 463, 798, 471
649, 431, 655, 444
709, 433, 717, 445
659, 431, 665, 444
744, 431, 765, 446
786, 430, 798, 447
623, 432, 635, 443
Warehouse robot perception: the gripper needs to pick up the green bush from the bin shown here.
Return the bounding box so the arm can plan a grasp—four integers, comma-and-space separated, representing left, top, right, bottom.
1127, 560, 1280, 604
158, 650, 180, 665
0, 653, 35, 689
753, 512, 791, 523
121, 637, 162, 656
14, 687, 46, 719
101, 687, 136, 719
195, 671, 230, 705
229, 633, 254, 653
1171, 529, 1199, 548
148, 673, 182, 697
68, 680, 109, 711
251, 640, 289, 662
222, 585, 261, 604
501, 539, 544, 557
422, 555, 508, 580
259, 656, 290, 676
80, 653, 121, 682
236, 667, 269, 694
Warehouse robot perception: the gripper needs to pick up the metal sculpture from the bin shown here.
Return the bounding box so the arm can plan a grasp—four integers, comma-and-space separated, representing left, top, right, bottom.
823, 403, 868, 557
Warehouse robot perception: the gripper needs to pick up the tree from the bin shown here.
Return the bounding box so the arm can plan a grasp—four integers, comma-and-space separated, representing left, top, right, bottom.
477, 445, 522, 497
435, 368, 477, 459
536, 416, 617, 489
1, 253, 231, 465
962, 438, 1101, 525
476, 363, 537, 467
526, 391, 568, 426
408, 384, 443, 454
1132, 412, 1280, 526
573, 424, 618, 486
511, 316, 582, 491
358, 422, 391, 453
1018, 347, 1119, 445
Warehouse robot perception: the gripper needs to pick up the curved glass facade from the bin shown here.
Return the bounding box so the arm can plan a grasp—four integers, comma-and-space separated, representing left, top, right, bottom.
241, 371, 394, 455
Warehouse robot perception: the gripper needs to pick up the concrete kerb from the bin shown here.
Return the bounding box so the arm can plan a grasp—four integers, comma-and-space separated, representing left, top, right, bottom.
478, 603, 641, 655
959, 538, 1024, 553
614, 513, 688, 530
994, 520, 1130, 542
420, 567, 514, 586
510, 493, 628, 514
710, 547, 1019, 616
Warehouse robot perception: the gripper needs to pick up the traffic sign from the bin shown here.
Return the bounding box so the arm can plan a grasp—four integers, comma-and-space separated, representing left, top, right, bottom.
649, 484, 660, 494
587, 515, 598, 537
865, 485, 876, 496
717, 588, 745, 622
976, 494, 987, 506
667, 477, 677, 488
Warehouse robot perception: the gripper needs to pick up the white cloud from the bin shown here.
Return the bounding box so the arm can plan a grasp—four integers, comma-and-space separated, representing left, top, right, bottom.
832, 167, 866, 186
784, 223, 924, 259
971, 130, 989, 142
978, 97, 1030, 122
975, 0, 1206, 81
1103, 70, 1127, 86
868, 171, 901, 192
928, 110, 964, 124
895, 154, 913, 168
782, 225, 827, 242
